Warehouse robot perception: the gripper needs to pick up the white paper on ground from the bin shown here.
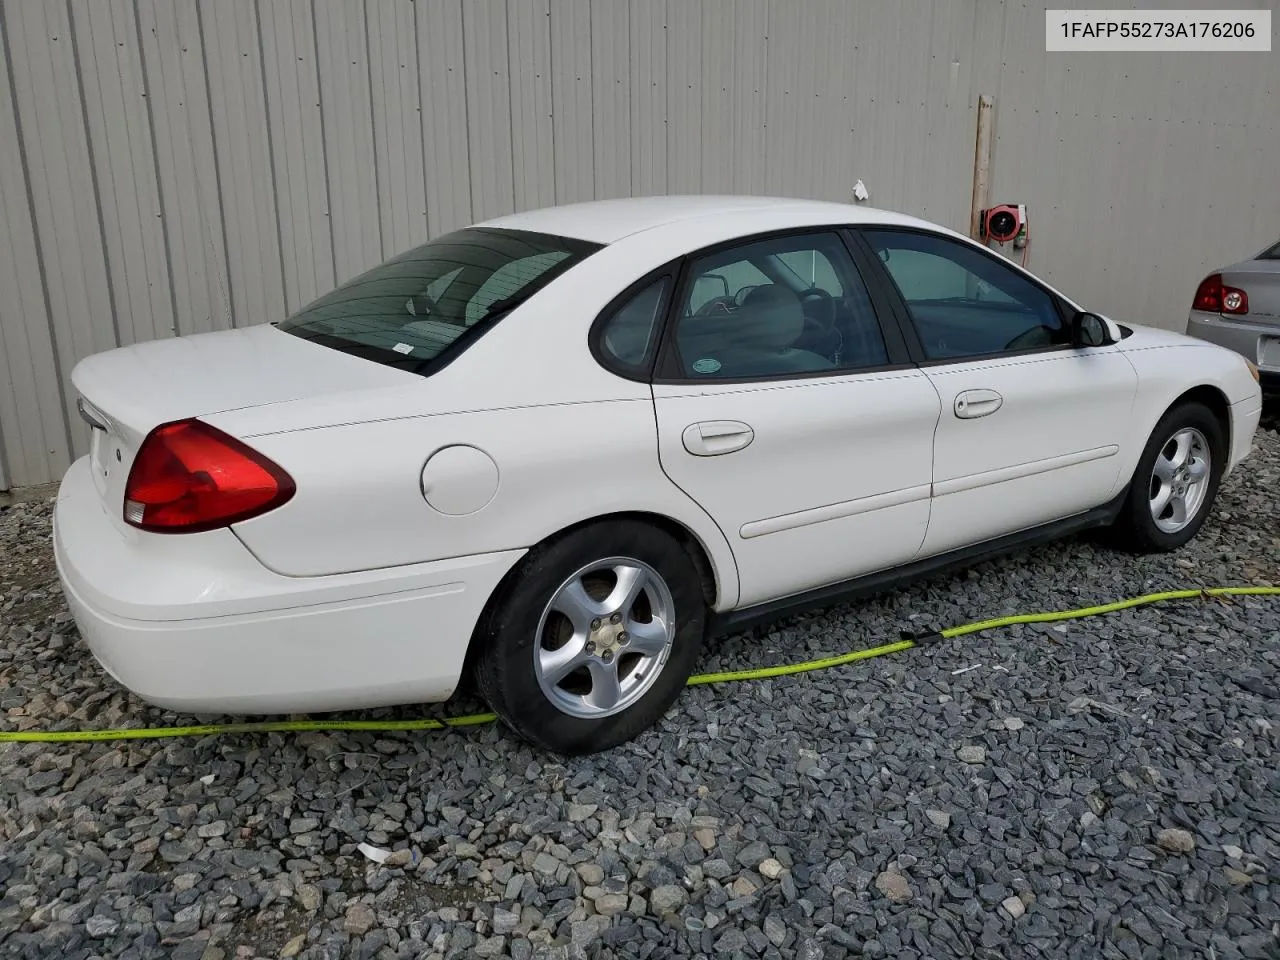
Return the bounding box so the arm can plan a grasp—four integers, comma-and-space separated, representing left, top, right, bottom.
357, 842, 392, 864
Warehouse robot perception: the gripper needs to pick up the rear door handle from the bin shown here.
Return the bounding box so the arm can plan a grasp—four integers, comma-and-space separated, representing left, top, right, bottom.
682, 420, 755, 456
954, 388, 1003, 419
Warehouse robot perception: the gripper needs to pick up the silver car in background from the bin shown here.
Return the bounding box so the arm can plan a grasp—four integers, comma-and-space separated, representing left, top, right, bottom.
1187, 237, 1280, 394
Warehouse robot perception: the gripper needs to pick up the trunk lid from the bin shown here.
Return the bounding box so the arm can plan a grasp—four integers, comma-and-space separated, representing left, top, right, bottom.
1220, 258, 1280, 322
70, 324, 417, 525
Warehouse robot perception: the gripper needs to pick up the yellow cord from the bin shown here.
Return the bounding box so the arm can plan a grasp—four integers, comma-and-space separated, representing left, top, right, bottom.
2, 585, 1276, 744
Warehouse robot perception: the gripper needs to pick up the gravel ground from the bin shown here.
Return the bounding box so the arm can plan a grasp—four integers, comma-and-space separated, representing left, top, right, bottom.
1, 413, 1278, 960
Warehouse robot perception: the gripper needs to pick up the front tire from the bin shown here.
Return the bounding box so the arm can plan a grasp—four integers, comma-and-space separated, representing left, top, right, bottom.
474, 520, 705, 755
1113, 401, 1224, 552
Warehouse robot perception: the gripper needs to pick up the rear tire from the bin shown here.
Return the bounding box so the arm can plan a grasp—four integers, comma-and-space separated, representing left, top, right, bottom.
474, 520, 705, 755
1113, 401, 1224, 552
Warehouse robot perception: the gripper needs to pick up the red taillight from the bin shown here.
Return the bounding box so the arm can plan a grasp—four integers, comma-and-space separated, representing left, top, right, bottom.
123, 419, 294, 533
1192, 273, 1249, 315
1193, 274, 1223, 312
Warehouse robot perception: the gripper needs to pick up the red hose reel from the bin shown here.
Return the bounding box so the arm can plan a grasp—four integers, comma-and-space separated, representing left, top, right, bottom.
980, 204, 1024, 244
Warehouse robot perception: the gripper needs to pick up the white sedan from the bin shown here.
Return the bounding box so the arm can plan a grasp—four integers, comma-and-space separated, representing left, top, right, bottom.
54, 196, 1264, 754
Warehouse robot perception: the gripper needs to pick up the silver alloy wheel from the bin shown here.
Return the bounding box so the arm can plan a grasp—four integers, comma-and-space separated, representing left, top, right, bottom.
533, 557, 676, 719
1148, 426, 1211, 534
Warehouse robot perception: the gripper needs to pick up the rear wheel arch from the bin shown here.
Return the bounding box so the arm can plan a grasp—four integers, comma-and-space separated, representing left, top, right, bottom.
464, 513, 714, 753
517, 510, 721, 605
462, 510, 725, 674
580, 511, 722, 610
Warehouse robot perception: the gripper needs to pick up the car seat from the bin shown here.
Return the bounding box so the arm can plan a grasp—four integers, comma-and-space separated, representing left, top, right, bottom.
680, 285, 835, 378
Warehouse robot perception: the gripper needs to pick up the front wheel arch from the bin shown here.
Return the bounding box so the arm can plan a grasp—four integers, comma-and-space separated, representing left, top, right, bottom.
1167, 384, 1231, 457
1112, 398, 1226, 552
1110, 382, 1233, 503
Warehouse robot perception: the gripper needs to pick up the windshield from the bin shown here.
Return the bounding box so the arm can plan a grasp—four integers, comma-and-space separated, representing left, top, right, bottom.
277, 228, 601, 372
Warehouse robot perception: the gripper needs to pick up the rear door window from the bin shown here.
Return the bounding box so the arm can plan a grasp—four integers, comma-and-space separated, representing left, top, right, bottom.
668, 231, 890, 379
277, 228, 600, 372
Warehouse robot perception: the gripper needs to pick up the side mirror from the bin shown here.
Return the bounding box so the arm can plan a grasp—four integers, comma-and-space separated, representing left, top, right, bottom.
1071, 311, 1115, 347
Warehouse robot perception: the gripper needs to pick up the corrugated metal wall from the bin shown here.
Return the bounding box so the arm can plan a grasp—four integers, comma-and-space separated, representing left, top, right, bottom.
1, 0, 1277, 489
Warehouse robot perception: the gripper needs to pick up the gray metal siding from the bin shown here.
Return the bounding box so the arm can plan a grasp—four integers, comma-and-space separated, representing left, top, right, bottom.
313, 0, 381, 282
1, 0, 1277, 488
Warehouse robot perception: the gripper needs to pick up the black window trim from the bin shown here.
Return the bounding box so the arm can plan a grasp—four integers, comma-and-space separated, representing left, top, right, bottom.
849, 225, 1081, 368
642, 225, 915, 386
278, 226, 604, 378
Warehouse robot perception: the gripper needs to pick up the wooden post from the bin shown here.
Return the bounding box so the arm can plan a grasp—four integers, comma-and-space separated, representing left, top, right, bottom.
969, 95, 994, 240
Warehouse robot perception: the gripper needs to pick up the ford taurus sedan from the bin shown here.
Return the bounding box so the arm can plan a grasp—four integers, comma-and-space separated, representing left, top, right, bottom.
53, 196, 1264, 754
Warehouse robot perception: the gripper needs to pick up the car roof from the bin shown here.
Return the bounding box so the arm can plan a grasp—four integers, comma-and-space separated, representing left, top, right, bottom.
474, 194, 937, 245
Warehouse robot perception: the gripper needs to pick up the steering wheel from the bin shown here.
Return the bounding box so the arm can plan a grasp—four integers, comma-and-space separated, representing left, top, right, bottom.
794, 288, 845, 363
798, 287, 836, 326
1003, 325, 1055, 351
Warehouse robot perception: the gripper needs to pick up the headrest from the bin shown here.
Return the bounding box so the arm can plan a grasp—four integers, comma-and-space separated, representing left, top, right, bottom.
405, 293, 435, 318
735, 285, 804, 350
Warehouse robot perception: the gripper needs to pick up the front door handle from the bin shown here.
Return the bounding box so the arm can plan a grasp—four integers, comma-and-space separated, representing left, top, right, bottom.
954, 388, 1003, 419
682, 420, 755, 456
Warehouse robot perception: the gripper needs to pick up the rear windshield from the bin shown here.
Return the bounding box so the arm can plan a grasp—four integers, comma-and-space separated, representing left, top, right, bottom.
277, 228, 601, 372
1259, 239, 1280, 260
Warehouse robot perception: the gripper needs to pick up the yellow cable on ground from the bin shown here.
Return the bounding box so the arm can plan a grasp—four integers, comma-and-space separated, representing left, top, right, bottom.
1, 586, 1276, 744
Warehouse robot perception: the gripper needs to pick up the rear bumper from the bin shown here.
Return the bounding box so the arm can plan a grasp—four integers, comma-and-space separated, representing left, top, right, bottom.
53, 456, 524, 714
1186, 311, 1280, 378
1227, 396, 1263, 477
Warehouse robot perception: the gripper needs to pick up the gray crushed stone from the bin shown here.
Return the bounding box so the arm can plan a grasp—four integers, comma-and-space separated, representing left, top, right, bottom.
1, 412, 1278, 959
